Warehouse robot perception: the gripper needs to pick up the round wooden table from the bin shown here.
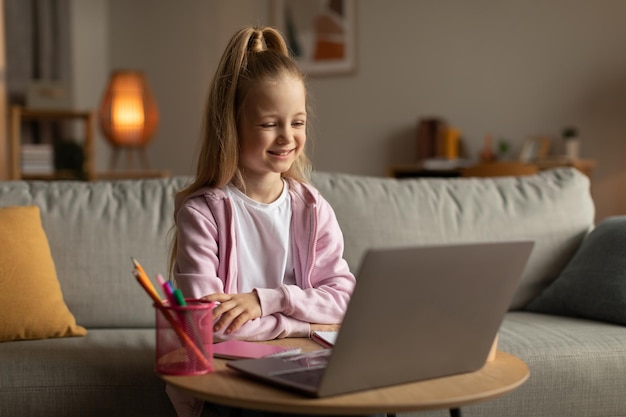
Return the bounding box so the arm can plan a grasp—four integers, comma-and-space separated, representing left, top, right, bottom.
160, 338, 529, 416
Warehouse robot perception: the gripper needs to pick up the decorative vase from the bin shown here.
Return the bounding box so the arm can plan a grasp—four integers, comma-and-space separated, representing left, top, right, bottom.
480, 135, 496, 162
562, 127, 580, 160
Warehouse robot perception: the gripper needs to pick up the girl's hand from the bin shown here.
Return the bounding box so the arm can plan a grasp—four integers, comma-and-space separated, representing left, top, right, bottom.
202, 292, 262, 334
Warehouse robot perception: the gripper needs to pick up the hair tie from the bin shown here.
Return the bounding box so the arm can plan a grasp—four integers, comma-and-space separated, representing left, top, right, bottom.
249, 33, 265, 52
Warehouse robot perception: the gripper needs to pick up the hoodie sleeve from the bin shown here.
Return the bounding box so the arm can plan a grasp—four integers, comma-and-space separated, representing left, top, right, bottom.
174, 201, 226, 298
213, 313, 310, 341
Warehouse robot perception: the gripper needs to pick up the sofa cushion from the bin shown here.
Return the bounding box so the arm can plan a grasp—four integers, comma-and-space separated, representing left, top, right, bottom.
311, 168, 595, 310
0, 328, 175, 417
526, 216, 626, 325
0, 205, 86, 341
459, 311, 626, 417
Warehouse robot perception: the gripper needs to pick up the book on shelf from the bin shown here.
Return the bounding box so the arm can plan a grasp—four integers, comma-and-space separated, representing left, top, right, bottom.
421, 157, 474, 171
21, 144, 54, 174
212, 340, 301, 360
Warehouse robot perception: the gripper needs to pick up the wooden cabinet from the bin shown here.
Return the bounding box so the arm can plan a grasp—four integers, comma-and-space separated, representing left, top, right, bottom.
10, 106, 95, 180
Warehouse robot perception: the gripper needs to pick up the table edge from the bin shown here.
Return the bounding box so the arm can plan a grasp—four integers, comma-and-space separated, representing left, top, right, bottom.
161, 347, 529, 415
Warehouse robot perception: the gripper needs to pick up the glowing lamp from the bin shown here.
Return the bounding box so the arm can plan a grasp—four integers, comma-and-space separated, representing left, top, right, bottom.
99, 70, 158, 169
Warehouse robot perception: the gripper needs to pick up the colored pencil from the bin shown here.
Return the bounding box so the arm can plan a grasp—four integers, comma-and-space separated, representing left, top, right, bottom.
131, 261, 210, 369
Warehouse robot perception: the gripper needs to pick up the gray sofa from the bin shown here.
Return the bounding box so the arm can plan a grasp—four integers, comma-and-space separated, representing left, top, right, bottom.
1, 168, 625, 417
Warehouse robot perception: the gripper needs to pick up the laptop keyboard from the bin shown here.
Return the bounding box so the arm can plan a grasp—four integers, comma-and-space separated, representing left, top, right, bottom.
268, 350, 331, 387
271, 366, 326, 387
278, 349, 331, 367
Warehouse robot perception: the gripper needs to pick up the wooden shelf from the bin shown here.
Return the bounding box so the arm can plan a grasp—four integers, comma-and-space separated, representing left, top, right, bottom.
93, 170, 170, 180
389, 158, 597, 179
534, 157, 596, 177
10, 106, 95, 180
20, 170, 90, 181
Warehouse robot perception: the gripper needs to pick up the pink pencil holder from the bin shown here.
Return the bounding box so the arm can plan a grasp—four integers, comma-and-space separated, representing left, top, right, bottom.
154, 299, 214, 375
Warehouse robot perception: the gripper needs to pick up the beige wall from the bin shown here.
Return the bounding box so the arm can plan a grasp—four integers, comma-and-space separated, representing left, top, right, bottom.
70, 0, 109, 170
71, 0, 626, 220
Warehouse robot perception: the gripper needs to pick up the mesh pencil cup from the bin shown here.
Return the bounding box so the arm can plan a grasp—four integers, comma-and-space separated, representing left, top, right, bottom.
154, 299, 214, 375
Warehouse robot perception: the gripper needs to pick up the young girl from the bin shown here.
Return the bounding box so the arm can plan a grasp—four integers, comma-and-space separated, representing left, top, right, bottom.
167, 26, 357, 417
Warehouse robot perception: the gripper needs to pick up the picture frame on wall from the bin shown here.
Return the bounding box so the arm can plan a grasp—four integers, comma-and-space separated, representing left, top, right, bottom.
272, 0, 357, 76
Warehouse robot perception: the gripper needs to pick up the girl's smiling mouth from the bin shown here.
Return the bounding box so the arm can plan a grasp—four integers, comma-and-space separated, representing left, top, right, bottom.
268, 149, 295, 156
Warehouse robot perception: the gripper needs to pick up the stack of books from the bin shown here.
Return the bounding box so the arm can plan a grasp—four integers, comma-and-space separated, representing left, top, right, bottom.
21, 144, 54, 175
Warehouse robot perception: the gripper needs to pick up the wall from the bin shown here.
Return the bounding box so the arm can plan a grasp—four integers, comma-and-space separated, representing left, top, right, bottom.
307, 0, 626, 221
106, 0, 267, 173
73, 0, 626, 220
70, 0, 109, 170
107, 0, 212, 173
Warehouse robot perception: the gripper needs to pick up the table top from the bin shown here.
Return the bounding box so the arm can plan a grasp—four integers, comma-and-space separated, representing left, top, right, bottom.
160, 338, 529, 415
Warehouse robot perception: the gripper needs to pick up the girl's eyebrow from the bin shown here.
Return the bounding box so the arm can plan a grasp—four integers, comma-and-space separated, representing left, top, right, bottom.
255, 111, 307, 119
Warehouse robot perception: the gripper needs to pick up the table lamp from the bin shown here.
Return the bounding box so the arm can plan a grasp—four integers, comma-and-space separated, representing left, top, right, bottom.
99, 70, 158, 170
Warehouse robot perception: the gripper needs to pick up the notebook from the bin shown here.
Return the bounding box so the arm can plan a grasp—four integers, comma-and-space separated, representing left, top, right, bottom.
311, 330, 338, 348
213, 340, 301, 360
228, 241, 534, 398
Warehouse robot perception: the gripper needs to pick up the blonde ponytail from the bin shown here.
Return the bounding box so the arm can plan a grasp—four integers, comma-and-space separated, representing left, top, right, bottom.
169, 26, 311, 278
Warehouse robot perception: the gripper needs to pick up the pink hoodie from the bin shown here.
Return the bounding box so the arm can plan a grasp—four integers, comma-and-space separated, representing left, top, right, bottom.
167, 179, 356, 416
173, 178, 356, 341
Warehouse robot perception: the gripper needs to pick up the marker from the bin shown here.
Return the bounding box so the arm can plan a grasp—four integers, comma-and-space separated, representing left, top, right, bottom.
169, 281, 207, 358
156, 273, 177, 307
173, 288, 187, 306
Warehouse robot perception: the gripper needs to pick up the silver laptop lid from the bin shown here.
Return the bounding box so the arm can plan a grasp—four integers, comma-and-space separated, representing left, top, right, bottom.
317, 240, 533, 397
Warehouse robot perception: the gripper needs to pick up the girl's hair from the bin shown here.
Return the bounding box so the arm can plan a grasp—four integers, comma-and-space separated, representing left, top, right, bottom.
169, 26, 312, 276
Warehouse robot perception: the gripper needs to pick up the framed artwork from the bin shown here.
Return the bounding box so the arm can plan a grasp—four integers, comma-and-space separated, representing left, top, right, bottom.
272, 0, 357, 76
519, 137, 551, 162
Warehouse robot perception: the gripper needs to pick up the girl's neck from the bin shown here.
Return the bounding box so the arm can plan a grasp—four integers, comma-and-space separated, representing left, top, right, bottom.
238, 174, 285, 204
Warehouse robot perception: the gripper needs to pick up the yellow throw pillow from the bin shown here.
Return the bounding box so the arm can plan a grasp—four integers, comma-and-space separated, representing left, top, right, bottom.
0, 206, 87, 341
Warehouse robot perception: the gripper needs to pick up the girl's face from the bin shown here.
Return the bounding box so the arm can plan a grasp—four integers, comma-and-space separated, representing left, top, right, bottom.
237, 75, 307, 184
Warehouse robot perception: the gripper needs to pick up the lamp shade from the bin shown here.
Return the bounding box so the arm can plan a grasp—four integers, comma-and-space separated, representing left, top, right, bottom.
99, 70, 158, 147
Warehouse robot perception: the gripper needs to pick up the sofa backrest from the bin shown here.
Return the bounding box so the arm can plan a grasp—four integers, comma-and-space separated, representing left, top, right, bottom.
0, 167, 594, 328
310, 168, 595, 310
0, 177, 191, 328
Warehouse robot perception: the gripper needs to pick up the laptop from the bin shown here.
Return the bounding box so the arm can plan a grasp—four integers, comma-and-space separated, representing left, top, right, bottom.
227, 240, 534, 398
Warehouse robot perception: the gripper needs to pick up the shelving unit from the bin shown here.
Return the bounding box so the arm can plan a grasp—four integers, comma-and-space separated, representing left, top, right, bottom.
10, 106, 95, 180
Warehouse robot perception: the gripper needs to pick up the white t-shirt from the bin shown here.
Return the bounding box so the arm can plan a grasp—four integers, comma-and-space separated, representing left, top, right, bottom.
225, 181, 296, 294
